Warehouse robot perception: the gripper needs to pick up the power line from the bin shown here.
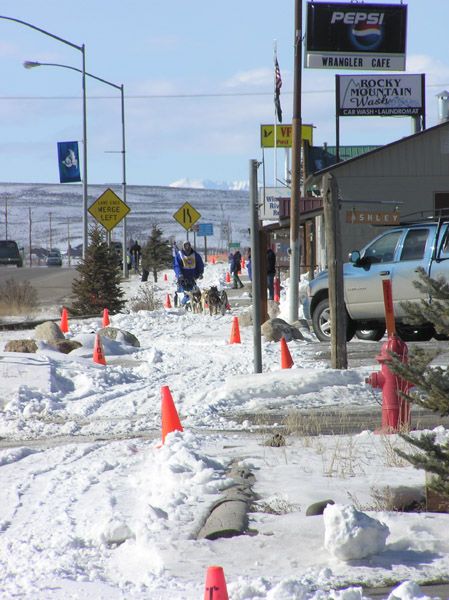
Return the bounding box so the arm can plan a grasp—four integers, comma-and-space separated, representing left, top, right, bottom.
0, 82, 447, 101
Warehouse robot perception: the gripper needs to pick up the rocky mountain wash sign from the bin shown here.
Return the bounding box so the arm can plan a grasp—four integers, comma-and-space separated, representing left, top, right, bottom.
336, 74, 425, 116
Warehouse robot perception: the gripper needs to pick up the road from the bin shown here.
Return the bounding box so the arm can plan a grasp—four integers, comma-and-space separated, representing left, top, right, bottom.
0, 266, 78, 309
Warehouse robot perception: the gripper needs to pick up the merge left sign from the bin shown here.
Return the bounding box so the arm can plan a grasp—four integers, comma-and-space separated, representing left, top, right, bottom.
88, 188, 130, 232
305, 2, 407, 71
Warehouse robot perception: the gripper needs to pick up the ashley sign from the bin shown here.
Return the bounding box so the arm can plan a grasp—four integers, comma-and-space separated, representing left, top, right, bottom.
346, 210, 400, 225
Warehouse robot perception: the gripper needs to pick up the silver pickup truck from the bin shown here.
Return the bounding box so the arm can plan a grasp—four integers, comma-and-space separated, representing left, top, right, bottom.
303, 220, 449, 342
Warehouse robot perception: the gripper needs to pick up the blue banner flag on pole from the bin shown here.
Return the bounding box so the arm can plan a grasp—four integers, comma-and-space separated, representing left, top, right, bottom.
57, 141, 81, 183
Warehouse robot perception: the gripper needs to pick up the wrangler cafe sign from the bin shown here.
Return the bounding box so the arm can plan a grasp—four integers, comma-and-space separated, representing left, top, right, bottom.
305, 2, 407, 71
346, 210, 400, 225
336, 74, 425, 117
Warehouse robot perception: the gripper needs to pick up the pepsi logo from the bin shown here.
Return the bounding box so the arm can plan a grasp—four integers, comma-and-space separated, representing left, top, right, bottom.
349, 22, 383, 51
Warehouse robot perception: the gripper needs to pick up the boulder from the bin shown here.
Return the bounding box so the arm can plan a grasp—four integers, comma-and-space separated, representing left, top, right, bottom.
238, 310, 253, 327
98, 327, 140, 348
261, 318, 304, 342
4, 339, 38, 353
306, 499, 335, 516
267, 299, 280, 319
47, 339, 83, 354
34, 321, 65, 343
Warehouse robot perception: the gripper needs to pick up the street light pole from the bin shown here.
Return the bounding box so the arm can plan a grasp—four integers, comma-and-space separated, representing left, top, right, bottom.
24, 61, 128, 278
0, 16, 89, 259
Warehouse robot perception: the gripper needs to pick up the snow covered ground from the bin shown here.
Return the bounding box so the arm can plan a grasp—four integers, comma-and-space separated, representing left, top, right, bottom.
0, 261, 448, 599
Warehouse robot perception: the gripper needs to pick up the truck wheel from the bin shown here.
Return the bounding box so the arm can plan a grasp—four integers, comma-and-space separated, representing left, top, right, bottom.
312, 299, 356, 342
396, 325, 433, 342
355, 327, 386, 341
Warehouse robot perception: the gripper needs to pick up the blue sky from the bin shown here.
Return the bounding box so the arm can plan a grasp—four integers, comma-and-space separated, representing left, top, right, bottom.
0, 0, 448, 188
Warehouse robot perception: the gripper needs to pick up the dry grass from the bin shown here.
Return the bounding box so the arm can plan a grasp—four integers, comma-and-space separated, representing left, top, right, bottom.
252, 495, 300, 515
282, 409, 375, 438
321, 436, 365, 478
0, 278, 38, 316
378, 433, 411, 468
128, 284, 162, 312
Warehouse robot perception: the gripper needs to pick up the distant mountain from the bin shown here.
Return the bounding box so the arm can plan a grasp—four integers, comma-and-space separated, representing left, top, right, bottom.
0, 182, 250, 253
169, 178, 249, 192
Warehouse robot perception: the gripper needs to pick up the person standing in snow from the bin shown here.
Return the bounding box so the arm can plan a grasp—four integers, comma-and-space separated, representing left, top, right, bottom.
246, 247, 252, 282
130, 241, 142, 273
230, 249, 244, 289
173, 241, 204, 304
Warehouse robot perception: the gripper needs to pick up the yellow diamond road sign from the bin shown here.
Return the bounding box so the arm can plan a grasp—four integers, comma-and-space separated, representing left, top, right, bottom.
173, 202, 201, 231
88, 188, 130, 232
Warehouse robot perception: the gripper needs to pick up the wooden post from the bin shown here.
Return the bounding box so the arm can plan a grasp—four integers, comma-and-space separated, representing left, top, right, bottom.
323, 173, 347, 369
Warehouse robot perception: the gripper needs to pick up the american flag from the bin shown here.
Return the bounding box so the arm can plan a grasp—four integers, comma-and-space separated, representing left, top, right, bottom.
274, 58, 282, 123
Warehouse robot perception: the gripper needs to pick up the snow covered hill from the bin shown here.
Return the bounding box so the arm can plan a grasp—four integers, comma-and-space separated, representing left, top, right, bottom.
0, 182, 250, 252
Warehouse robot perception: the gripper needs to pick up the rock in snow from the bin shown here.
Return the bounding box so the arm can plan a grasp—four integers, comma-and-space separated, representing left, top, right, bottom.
323, 503, 390, 560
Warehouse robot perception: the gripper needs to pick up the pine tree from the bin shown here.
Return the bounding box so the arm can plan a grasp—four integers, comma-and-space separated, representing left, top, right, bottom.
141, 225, 173, 283
71, 226, 125, 315
389, 267, 449, 496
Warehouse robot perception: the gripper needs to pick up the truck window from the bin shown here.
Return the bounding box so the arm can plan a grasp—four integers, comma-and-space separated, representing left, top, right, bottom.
440, 230, 449, 257
400, 229, 429, 261
363, 231, 402, 263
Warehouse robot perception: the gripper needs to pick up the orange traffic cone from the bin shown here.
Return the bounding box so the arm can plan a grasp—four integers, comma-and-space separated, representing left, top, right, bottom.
164, 273, 168, 282
60, 307, 69, 333
164, 293, 172, 308
161, 385, 183, 444
102, 308, 110, 327
93, 334, 107, 365
225, 272, 231, 284
229, 316, 241, 344
204, 566, 229, 600
280, 336, 294, 369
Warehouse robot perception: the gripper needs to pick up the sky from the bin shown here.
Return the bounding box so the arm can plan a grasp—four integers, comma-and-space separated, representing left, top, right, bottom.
1, 262, 449, 598
1, 1, 449, 189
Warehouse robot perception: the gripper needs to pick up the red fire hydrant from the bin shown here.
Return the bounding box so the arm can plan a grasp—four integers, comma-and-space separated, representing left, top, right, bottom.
365, 334, 413, 432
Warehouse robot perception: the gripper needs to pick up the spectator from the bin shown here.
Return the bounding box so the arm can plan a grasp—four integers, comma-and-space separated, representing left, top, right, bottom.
246, 247, 252, 282
267, 247, 276, 300
230, 249, 244, 289
130, 241, 142, 273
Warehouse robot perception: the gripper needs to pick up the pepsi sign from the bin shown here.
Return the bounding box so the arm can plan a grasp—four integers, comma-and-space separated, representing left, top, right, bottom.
305, 2, 407, 71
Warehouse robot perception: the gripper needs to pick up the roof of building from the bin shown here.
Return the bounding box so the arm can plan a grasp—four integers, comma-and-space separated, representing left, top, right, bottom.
306, 119, 449, 186
306, 145, 379, 174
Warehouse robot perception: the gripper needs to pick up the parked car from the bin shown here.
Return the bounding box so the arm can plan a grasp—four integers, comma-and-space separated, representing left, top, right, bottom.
304, 220, 449, 342
0, 240, 23, 267
46, 249, 62, 267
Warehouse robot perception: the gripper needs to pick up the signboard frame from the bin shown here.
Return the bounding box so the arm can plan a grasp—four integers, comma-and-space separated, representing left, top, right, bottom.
260, 123, 314, 148
173, 202, 201, 231
198, 223, 214, 237
88, 188, 130, 232
336, 74, 425, 117
305, 2, 407, 71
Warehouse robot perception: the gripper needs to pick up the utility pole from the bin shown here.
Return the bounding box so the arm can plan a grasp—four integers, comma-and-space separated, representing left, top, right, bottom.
288, 0, 303, 323
249, 159, 262, 373
67, 218, 71, 267
29, 207, 32, 267
49, 212, 53, 250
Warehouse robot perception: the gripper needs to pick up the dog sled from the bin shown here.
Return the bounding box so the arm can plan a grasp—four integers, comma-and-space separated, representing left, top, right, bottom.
173, 281, 229, 315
